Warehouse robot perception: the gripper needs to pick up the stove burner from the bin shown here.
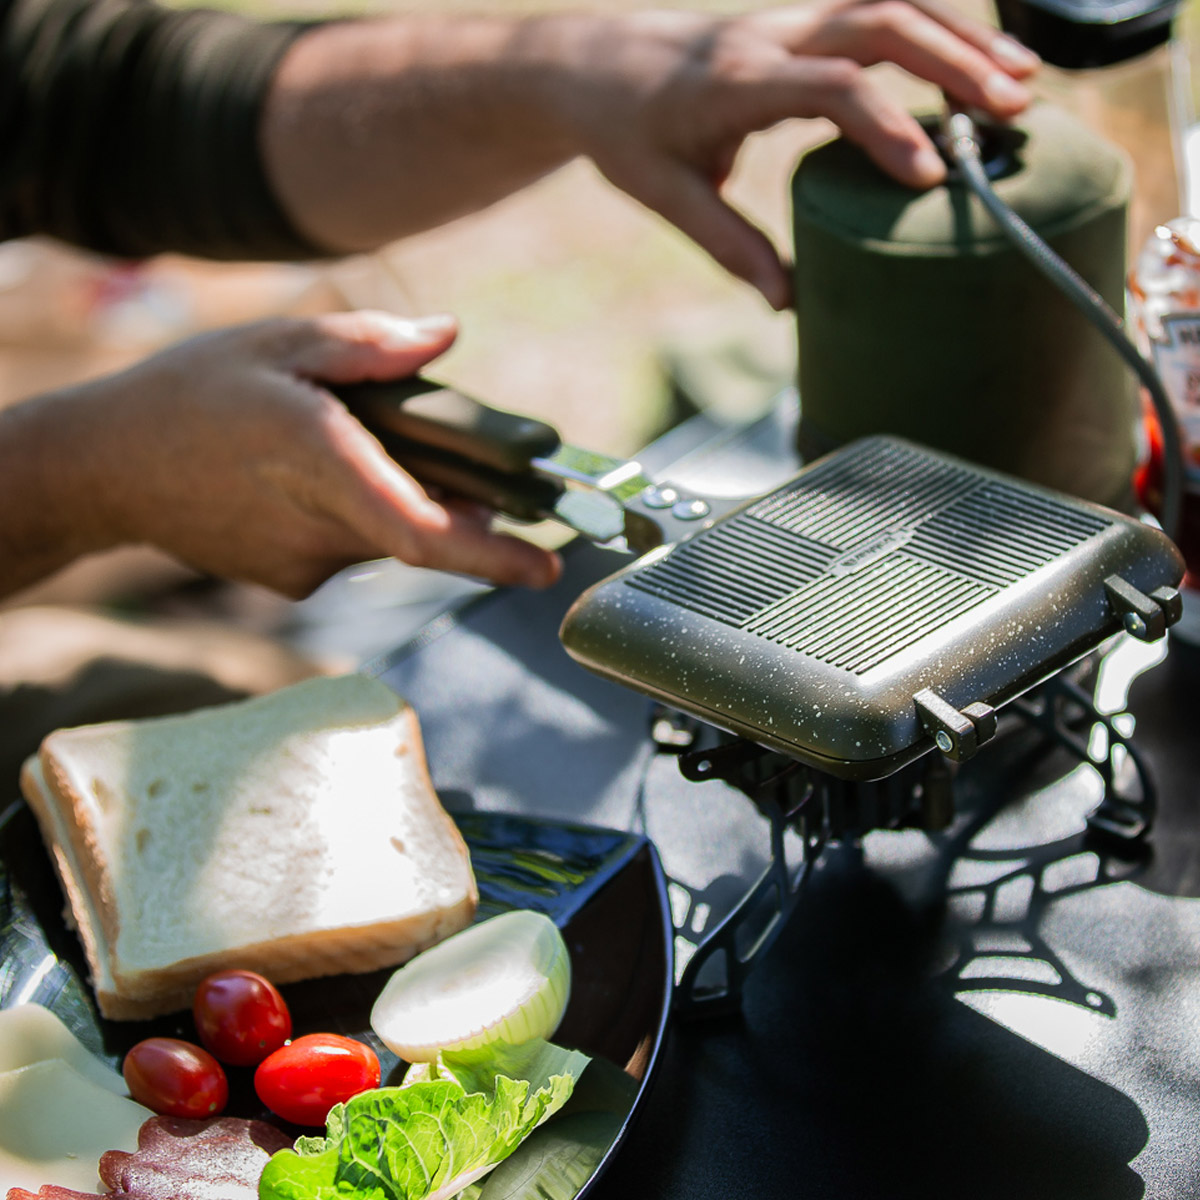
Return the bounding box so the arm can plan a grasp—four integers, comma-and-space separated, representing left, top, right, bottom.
651, 660, 1156, 1018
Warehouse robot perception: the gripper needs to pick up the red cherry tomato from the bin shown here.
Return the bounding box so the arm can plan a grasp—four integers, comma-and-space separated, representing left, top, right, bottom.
254, 1033, 380, 1126
123, 1037, 228, 1118
193, 969, 292, 1066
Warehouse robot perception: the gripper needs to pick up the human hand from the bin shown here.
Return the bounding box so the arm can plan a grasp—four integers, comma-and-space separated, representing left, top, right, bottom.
536, 1, 1040, 309
1, 311, 561, 598
263, 0, 1035, 305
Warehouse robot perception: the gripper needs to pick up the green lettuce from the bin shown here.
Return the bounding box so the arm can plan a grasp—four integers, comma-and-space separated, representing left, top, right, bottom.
258, 1039, 590, 1200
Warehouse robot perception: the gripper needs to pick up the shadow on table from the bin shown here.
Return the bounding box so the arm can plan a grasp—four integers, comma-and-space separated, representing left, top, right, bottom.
605, 852, 1148, 1200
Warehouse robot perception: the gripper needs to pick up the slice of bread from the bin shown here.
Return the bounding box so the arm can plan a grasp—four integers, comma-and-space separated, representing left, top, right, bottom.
20, 673, 477, 1020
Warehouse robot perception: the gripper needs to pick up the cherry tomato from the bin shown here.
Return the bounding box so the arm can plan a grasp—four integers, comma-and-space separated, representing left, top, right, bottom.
123, 1037, 228, 1119
193, 969, 292, 1066
254, 1033, 380, 1126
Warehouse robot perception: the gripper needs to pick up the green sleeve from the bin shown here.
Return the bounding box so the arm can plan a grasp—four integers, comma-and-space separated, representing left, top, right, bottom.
0, 0, 327, 260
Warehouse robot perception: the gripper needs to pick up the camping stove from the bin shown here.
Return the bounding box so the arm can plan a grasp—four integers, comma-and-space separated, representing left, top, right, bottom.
650, 652, 1159, 1017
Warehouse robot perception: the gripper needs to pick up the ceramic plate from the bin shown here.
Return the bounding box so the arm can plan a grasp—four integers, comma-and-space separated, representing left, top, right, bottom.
0, 799, 672, 1198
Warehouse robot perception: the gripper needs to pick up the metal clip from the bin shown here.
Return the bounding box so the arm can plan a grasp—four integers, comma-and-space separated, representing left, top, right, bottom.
914, 689, 997, 763
1104, 576, 1180, 641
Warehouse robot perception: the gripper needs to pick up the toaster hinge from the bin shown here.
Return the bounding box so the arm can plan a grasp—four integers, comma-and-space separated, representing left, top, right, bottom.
1104, 575, 1181, 641
914, 689, 997, 762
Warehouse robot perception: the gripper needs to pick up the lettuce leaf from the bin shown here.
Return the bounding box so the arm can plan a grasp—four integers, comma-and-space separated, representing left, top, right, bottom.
258, 1039, 589, 1200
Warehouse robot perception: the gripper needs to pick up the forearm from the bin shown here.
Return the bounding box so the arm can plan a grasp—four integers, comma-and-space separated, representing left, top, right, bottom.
260, 13, 589, 253
2, 0, 1035, 289
0, 391, 118, 597
259, 2, 1037, 306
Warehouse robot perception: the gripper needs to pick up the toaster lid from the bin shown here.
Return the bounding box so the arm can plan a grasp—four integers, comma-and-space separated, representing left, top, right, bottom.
559, 437, 1183, 781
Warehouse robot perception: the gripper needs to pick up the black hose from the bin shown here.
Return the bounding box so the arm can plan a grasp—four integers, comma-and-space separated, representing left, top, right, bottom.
941, 108, 1184, 543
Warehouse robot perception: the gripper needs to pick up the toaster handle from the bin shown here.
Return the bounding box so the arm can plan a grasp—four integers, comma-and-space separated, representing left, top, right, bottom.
331, 377, 565, 522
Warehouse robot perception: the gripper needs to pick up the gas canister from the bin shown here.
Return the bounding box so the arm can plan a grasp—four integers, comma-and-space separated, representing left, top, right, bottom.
791, 102, 1134, 509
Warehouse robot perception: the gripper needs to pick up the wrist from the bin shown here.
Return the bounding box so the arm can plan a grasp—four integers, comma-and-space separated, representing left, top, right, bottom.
498, 13, 616, 156
502, 10, 722, 170
0, 386, 123, 595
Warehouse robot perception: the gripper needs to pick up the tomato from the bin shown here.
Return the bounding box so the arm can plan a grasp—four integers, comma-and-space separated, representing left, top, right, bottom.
193, 969, 292, 1066
123, 1037, 228, 1119
254, 1033, 380, 1126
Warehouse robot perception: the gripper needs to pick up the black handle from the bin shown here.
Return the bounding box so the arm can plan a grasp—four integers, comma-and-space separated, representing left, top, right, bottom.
330, 377, 565, 521
369, 437, 567, 523
332, 377, 561, 473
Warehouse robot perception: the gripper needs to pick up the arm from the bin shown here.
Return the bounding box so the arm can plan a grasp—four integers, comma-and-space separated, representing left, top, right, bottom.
262, 2, 1040, 308
1, 0, 1035, 302
0, 312, 561, 600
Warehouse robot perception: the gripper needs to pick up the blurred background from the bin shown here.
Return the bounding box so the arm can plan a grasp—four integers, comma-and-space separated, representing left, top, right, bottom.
0, 0, 978, 637
4, 0, 1195, 679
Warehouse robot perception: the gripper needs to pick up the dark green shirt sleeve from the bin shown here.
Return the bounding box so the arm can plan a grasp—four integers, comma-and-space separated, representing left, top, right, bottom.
0, 0, 326, 260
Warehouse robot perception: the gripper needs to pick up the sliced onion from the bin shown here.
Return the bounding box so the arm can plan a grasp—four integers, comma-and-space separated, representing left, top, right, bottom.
370, 910, 571, 1062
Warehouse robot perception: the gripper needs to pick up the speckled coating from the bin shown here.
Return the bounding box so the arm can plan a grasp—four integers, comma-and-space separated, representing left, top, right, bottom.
560, 437, 1183, 780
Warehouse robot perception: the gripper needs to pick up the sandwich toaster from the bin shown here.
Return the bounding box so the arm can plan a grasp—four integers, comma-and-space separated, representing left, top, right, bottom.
337, 378, 1185, 784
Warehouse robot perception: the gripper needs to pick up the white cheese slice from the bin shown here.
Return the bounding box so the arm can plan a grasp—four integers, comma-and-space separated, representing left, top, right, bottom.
0, 1059, 150, 1194
0, 1004, 125, 1094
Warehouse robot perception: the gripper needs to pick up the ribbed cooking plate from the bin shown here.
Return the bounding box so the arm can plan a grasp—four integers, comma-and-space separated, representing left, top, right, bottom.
560, 437, 1184, 780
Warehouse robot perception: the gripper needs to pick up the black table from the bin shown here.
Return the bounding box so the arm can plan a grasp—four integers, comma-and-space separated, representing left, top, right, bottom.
375, 398, 1200, 1200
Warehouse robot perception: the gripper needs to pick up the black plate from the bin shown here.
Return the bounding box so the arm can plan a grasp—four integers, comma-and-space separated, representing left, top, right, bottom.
0, 799, 672, 1198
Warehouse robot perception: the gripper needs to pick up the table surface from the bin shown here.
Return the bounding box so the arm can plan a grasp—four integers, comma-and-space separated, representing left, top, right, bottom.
375, 397, 1200, 1200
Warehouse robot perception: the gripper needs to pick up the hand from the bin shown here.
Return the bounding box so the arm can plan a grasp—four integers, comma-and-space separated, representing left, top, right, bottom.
540, 1, 1040, 309
263, 1, 1036, 313
0, 311, 562, 599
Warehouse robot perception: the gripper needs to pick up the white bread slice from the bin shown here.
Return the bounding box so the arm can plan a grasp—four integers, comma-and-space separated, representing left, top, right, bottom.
19, 673, 477, 1020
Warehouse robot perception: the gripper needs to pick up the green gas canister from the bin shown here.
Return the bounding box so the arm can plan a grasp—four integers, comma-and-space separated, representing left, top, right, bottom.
790, 102, 1134, 509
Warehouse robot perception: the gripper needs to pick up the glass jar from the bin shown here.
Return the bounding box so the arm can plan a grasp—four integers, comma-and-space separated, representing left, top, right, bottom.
1128, 215, 1200, 635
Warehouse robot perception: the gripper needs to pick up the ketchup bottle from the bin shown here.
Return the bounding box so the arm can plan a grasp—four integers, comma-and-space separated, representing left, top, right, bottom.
1128, 217, 1200, 638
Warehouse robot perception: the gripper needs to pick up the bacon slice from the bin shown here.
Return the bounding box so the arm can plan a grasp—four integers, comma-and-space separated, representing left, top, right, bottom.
98, 1116, 292, 1200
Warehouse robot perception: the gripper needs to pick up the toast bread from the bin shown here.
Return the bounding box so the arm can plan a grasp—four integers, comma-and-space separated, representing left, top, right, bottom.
20, 673, 477, 1020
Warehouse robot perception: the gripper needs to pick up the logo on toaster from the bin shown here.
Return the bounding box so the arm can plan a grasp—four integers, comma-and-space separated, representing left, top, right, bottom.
827, 527, 914, 577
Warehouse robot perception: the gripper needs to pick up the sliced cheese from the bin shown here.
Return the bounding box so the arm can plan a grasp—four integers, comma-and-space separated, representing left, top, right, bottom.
0, 1004, 125, 1094
0, 1059, 150, 1194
